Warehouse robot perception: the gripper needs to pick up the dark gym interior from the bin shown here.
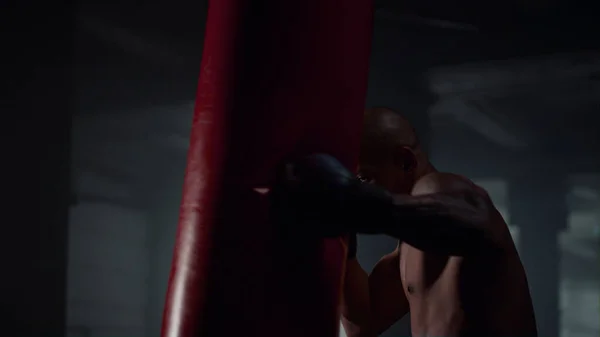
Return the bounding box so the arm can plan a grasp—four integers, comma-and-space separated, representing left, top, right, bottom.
5, 0, 598, 336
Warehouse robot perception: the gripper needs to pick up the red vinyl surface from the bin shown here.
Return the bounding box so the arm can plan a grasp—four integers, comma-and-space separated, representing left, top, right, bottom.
161, 1, 374, 336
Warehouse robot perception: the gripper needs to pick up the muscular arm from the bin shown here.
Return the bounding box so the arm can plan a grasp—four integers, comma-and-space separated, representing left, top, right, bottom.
368, 249, 409, 336
396, 173, 500, 256
276, 154, 498, 255
351, 173, 499, 257
340, 258, 371, 337
341, 251, 409, 337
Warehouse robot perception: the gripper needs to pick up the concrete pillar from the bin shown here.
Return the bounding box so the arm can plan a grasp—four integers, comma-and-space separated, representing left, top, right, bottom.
509, 174, 567, 337
3, 4, 74, 337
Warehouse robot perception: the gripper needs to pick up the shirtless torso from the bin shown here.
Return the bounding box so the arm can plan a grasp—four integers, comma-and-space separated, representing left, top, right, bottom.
368, 172, 537, 337
341, 107, 537, 337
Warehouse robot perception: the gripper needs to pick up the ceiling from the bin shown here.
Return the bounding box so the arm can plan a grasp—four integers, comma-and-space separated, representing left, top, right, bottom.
72, 0, 600, 112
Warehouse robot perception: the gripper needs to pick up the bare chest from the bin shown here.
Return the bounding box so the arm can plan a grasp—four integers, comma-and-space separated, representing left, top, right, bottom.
400, 243, 467, 294
399, 242, 511, 337
399, 243, 474, 336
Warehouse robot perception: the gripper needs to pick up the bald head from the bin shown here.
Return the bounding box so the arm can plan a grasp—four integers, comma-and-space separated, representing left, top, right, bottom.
361, 107, 419, 157
358, 107, 427, 192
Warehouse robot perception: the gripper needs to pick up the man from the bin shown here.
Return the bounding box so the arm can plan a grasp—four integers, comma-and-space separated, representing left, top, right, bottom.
274, 107, 537, 337
340, 107, 537, 337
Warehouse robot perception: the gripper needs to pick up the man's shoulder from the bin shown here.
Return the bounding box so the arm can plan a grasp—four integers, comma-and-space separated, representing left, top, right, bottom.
411, 171, 487, 196
411, 171, 472, 194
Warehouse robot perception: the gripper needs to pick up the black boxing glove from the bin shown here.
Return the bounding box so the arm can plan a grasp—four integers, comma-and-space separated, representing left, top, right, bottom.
270, 153, 394, 237
270, 153, 351, 237
271, 153, 496, 257
344, 176, 395, 232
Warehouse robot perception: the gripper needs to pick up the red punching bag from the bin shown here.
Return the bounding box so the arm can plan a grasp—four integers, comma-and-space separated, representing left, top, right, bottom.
161, 1, 374, 337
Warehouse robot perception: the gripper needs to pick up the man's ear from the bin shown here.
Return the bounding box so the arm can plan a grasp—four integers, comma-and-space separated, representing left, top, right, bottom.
393, 146, 418, 172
